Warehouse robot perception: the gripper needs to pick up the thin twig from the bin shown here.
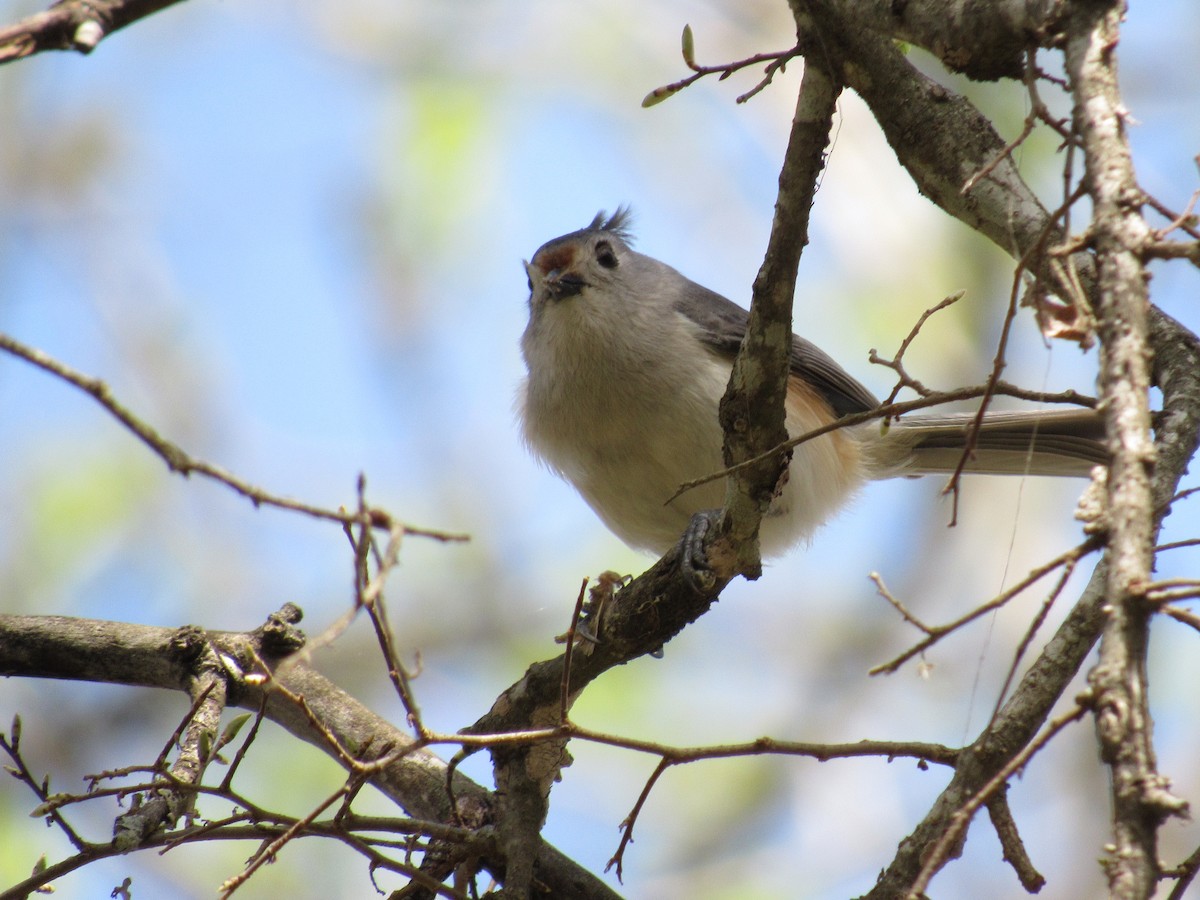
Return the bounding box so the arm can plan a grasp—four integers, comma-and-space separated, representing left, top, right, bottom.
351, 506, 428, 737
961, 50, 1074, 195
0, 721, 89, 850
869, 572, 933, 634
1155, 538, 1200, 554
0, 331, 467, 542
606, 758, 669, 881
1165, 839, 1200, 900
0, 0, 185, 64
642, 26, 800, 107
990, 552, 1083, 719
559, 577, 590, 723
906, 702, 1088, 899
870, 291, 964, 404
1161, 605, 1200, 635
1147, 187, 1200, 242
941, 253, 1025, 523
986, 787, 1045, 892
218, 780, 354, 896
871, 538, 1102, 675
218, 698, 268, 791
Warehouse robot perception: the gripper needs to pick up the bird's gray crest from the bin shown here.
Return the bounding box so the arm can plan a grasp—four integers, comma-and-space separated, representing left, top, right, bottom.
587, 206, 634, 244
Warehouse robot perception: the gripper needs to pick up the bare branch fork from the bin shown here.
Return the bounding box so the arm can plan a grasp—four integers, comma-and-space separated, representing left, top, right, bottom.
641, 24, 800, 108
0, 610, 621, 899
0, 604, 985, 899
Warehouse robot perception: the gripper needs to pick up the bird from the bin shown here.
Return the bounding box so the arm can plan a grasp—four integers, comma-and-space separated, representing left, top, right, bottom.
518, 208, 1106, 558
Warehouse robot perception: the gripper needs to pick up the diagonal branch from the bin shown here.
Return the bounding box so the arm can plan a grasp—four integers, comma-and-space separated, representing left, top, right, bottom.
0, 0, 185, 63
0, 612, 620, 900
850, 0, 1072, 81
714, 58, 842, 579
0, 332, 466, 541
466, 60, 845, 894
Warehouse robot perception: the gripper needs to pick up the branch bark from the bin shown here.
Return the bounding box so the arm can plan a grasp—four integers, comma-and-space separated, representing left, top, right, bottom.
785, 1, 1200, 896
0, 0, 185, 63
0, 612, 620, 900
1065, 4, 1189, 895
715, 58, 842, 578
852, 0, 1073, 80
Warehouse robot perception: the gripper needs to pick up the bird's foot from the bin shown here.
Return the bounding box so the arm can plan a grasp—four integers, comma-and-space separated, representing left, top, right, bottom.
679, 509, 720, 596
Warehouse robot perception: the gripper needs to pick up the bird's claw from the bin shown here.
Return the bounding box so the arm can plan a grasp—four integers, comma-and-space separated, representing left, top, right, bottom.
679, 510, 720, 595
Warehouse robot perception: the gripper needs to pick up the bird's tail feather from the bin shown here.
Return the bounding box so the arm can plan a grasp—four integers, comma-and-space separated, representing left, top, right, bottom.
866, 408, 1107, 479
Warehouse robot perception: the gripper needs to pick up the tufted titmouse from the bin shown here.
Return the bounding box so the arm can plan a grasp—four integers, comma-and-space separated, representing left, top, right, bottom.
519, 208, 1106, 557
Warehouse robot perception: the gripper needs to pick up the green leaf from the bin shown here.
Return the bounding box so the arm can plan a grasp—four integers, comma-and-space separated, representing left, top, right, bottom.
217, 713, 252, 751
681, 24, 695, 67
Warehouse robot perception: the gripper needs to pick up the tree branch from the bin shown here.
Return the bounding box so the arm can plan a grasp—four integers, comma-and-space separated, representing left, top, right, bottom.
783, 2, 1200, 896
0, 0, 185, 63
715, 57, 842, 578
0, 332, 466, 541
1065, 5, 1189, 894
850, 0, 1072, 81
0, 612, 620, 900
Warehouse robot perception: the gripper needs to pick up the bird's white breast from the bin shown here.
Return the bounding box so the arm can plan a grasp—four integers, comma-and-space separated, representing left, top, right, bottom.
521, 302, 866, 555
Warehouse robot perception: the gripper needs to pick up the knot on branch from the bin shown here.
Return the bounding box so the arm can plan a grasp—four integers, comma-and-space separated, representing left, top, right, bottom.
255, 603, 306, 656
167, 625, 207, 662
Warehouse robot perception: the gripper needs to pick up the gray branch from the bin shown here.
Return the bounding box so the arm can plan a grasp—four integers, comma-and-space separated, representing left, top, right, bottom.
1065, 4, 1189, 895
851, 0, 1072, 80
785, 1, 1200, 896
0, 612, 620, 900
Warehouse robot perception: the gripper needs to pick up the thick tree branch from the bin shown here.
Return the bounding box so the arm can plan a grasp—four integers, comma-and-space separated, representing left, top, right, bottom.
0, 613, 619, 900
855, 0, 1072, 81
792, 0, 1090, 311
1065, 5, 1189, 895
112, 646, 227, 850
783, 2, 1200, 897
462, 543, 720, 897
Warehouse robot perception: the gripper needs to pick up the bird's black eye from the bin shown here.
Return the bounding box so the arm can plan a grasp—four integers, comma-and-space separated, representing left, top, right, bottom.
595, 240, 618, 269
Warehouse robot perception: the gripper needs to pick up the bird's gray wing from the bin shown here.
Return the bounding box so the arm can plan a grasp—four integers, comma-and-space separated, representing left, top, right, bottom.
674, 285, 880, 418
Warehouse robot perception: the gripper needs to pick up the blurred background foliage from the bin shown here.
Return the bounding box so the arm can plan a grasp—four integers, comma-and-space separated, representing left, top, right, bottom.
0, 1, 1198, 897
